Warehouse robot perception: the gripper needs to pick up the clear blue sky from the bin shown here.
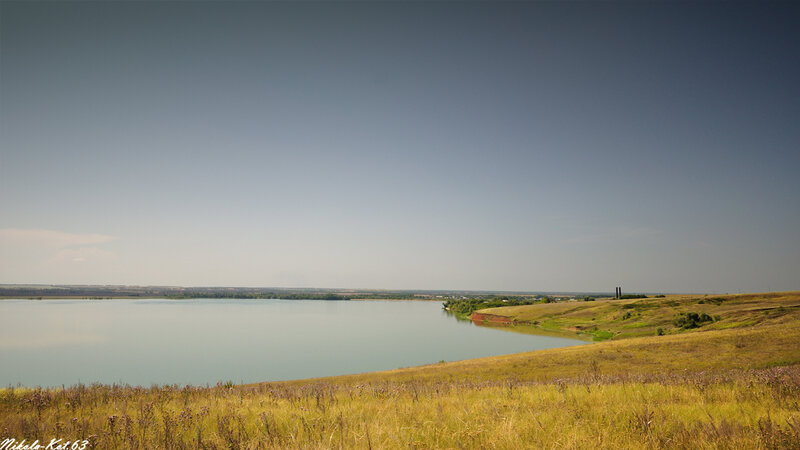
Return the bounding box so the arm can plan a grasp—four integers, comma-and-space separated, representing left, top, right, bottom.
1, 1, 798, 293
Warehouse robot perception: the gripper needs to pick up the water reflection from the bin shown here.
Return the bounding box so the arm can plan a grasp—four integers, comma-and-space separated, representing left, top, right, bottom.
0, 299, 586, 387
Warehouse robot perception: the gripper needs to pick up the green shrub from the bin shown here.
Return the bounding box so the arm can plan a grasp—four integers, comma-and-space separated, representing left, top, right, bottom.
673, 312, 715, 329
442, 297, 541, 318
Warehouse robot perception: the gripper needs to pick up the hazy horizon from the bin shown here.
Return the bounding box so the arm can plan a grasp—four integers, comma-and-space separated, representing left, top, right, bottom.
0, 282, 689, 296
2, 1, 798, 293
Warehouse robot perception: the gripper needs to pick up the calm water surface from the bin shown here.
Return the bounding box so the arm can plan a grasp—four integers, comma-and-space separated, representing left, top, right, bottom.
0, 299, 585, 387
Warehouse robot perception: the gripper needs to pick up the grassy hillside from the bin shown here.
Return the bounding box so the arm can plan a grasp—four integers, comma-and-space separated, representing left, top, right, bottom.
1, 292, 799, 449
473, 291, 800, 341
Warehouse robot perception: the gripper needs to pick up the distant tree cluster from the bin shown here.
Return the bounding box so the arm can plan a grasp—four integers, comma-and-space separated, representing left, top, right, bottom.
442, 297, 543, 318
166, 292, 348, 300
672, 312, 715, 329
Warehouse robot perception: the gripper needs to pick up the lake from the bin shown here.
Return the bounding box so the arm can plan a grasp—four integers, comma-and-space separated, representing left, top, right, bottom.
0, 299, 585, 387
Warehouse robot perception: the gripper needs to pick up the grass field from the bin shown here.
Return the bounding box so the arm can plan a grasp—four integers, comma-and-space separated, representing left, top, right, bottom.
474, 291, 800, 341
1, 292, 799, 449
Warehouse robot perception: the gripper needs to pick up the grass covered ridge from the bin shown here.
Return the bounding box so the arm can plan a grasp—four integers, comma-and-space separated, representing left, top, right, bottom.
473, 291, 800, 341
1, 292, 799, 448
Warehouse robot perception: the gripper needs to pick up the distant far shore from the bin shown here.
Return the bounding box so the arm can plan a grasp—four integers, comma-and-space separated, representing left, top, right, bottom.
0, 284, 627, 302
347, 297, 439, 301
0, 296, 438, 301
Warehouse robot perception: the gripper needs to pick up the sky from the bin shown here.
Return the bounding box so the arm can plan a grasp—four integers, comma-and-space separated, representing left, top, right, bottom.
1, 1, 798, 293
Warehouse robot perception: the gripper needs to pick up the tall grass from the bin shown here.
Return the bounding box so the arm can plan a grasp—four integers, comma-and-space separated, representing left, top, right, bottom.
2, 367, 799, 449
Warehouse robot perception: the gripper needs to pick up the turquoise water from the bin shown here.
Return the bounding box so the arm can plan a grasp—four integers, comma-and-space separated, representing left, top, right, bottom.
0, 299, 585, 387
